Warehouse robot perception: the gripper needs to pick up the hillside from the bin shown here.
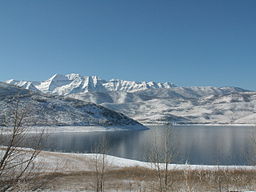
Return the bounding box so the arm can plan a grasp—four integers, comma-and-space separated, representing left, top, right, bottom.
0, 82, 145, 128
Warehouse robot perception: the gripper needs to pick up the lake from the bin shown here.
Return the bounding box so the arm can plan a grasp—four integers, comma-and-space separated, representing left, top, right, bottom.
39, 125, 256, 165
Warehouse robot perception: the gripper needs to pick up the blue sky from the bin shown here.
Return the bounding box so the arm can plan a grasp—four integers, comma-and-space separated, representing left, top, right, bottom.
0, 0, 255, 90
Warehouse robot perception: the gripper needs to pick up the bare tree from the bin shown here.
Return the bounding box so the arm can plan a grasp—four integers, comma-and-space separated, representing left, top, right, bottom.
0, 96, 46, 191
148, 123, 176, 192
182, 165, 195, 192
211, 149, 235, 192
92, 137, 109, 192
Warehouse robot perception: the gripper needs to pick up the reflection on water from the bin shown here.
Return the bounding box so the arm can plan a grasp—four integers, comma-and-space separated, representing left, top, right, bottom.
3, 125, 255, 165
38, 125, 256, 165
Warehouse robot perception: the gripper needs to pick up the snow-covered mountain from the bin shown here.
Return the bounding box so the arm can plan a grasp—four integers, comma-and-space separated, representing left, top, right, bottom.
0, 82, 145, 128
6, 73, 256, 125
6, 73, 175, 95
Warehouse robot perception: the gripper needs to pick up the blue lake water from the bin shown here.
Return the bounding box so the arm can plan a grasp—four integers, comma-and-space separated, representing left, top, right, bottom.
40, 125, 256, 165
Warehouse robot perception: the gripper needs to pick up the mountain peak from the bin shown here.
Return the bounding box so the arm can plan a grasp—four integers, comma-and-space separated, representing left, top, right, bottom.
5, 73, 177, 94
49, 74, 68, 81
65, 73, 82, 80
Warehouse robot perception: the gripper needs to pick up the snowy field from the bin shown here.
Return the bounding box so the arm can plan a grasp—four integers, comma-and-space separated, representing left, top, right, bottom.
2, 147, 255, 173
1, 145, 256, 191
27, 150, 256, 191
31, 150, 256, 173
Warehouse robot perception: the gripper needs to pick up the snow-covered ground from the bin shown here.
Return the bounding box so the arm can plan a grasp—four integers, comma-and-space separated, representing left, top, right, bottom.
2, 148, 256, 192
32, 150, 256, 173
3, 147, 254, 173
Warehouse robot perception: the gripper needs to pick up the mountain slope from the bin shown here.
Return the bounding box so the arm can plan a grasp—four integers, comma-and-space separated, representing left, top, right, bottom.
0, 83, 145, 128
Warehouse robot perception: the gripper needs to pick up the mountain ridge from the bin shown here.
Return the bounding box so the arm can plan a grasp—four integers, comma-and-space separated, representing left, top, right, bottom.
6, 73, 177, 94
5, 73, 256, 125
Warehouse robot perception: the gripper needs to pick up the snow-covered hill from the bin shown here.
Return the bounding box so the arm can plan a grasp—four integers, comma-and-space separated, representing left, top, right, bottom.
0, 82, 145, 128
6, 74, 256, 125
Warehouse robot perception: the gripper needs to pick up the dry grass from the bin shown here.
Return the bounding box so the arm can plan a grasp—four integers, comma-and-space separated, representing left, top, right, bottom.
5, 150, 255, 191
41, 166, 256, 192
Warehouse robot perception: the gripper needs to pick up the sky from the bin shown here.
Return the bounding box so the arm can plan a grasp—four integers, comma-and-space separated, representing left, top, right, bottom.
0, 0, 255, 90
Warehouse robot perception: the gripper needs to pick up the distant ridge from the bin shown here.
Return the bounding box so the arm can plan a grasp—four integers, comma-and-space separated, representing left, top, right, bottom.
6, 73, 176, 95
6, 73, 256, 125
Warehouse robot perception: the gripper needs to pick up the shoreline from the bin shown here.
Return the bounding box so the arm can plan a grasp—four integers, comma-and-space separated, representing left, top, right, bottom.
0, 124, 148, 134
2, 147, 254, 171
35, 150, 256, 172
144, 123, 256, 127
2, 123, 255, 134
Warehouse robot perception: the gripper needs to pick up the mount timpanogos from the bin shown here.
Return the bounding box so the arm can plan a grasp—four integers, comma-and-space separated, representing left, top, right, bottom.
6, 73, 256, 125
6, 73, 175, 94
